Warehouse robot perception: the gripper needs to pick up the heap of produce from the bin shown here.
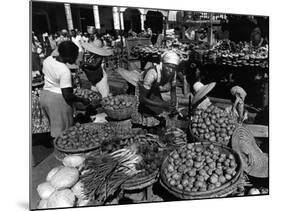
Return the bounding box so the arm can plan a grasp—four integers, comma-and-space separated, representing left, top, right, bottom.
102, 95, 137, 120
132, 46, 190, 62
32, 74, 44, 86
101, 133, 163, 154
190, 105, 236, 145
56, 123, 113, 151
79, 146, 142, 205
74, 88, 101, 106
163, 143, 239, 192
161, 128, 188, 147
102, 95, 134, 110
203, 41, 268, 68
37, 155, 86, 209
101, 133, 167, 179
32, 88, 41, 97
101, 137, 135, 154
133, 142, 168, 178
32, 93, 50, 134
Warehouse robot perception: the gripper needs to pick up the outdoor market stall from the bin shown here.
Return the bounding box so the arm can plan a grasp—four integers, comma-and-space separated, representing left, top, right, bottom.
32, 75, 269, 209
31, 8, 269, 210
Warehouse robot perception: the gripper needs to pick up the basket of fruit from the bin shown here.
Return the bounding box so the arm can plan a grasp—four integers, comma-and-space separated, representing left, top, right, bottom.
54, 122, 114, 154
74, 88, 102, 109
189, 105, 237, 145
102, 94, 137, 120
160, 142, 243, 199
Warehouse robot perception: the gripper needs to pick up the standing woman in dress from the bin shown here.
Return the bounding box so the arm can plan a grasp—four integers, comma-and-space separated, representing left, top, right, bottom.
40, 41, 90, 139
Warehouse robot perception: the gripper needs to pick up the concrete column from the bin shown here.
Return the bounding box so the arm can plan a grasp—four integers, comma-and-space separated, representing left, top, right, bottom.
139, 9, 145, 31
140, 14, 145, 31
64, 3, 73, 31
93, 5, 100, 29
120, 12, 124, 30
113, 7, 120, 30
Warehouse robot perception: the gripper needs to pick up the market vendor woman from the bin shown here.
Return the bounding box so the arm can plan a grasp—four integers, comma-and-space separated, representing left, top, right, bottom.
138, 51, 180, 116
40, 41, 90, 138
81, 39, 113, 98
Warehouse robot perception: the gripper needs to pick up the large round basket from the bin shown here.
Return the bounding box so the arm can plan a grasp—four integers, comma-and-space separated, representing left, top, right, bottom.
121, 170, 159, 191
102, 95, 137, 121
54, 123, 109, 154
160, 142, 243, 200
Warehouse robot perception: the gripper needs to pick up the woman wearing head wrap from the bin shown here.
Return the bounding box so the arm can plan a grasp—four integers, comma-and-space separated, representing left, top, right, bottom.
138, 51, 180, 116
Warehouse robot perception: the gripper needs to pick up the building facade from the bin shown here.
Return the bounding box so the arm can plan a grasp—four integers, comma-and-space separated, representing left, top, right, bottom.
31, 1, 172, 35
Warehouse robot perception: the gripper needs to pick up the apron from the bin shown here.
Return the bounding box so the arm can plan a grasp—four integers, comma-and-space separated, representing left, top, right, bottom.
84, 65, 110, 98
91, 69, 110, 98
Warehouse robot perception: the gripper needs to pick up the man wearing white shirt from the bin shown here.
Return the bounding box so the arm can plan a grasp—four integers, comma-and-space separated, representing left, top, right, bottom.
71, 30, 83, 65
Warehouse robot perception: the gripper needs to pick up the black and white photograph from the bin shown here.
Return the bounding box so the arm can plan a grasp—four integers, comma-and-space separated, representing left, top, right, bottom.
30, 0, 269, 210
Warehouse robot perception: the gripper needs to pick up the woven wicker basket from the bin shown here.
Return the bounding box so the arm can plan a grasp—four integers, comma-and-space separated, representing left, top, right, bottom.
122, 171, 159, 191
54, 122, 112, 154
160, 142, 243, 199
102, 95, 137, 120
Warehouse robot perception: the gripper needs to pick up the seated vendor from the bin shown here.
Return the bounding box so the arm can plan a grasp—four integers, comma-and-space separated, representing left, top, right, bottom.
192, 82, 216, 110
250, 27, 268, 49
138, 51, 180, 116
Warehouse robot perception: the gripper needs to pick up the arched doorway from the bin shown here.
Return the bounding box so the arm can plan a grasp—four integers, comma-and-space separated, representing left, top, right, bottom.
124, 8, 141, 34
145, 11, 163, 34
145, 11, 163, 44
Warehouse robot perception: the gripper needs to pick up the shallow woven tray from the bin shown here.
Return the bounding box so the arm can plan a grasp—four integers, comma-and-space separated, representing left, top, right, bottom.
160, 142, 243, 199
54, 123, 110, 153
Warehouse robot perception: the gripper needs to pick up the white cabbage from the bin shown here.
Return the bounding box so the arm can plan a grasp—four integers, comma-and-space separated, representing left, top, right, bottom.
37, 182, 56, 200
50, 167, 79, 190
46, 165, 64, 182
47, 189, 76, 208
62, 155, 85, 168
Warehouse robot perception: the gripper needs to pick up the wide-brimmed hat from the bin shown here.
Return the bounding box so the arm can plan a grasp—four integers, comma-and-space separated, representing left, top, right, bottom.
232, 125, 268, 178
192, 82, 216, 105
81, 40, 113, 57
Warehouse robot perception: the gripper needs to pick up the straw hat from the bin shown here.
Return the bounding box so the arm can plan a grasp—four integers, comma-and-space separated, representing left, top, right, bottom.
81, 40, 113, 57
192, 82, 216, 105
231, 125, 268, 178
